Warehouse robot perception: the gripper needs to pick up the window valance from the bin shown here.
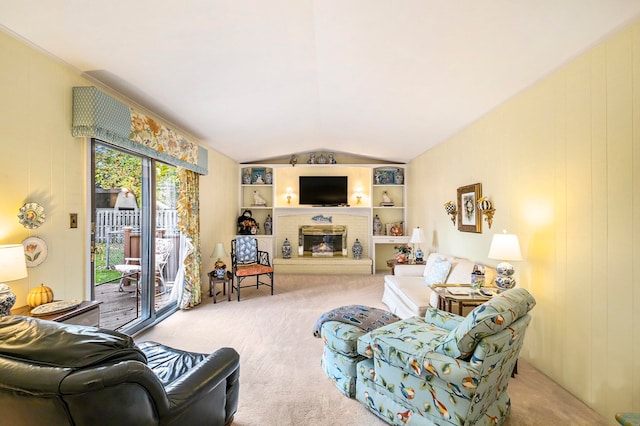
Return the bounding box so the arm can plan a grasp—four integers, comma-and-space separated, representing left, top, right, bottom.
72, 86, 208, 175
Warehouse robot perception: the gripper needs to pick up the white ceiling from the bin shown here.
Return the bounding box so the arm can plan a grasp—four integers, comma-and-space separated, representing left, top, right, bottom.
2, 1, 640, 163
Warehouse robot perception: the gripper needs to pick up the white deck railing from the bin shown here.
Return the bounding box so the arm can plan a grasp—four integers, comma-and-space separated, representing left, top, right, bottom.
95, 209, 179, 243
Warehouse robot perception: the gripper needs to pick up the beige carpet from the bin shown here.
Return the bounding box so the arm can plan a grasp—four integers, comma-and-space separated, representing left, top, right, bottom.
136, 273, 607, 426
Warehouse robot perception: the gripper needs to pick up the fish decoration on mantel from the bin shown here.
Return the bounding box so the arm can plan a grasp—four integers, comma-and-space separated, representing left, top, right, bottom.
312, 215, 332, 223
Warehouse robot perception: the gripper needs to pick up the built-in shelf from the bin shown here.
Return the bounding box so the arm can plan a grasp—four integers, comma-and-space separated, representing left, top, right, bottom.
239, 163, 406, 273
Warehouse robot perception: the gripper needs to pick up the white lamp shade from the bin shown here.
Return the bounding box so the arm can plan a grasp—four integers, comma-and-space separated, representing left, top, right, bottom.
488, 233, 522, 261
409, 227, 425, 244
210, 242, 228, 259
0, 244, 28, 282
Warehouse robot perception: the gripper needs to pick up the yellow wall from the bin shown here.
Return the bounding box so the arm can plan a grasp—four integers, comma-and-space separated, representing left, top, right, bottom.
0, 30, 238, 306
407, 21, 640, 421
0, 31, 89, 305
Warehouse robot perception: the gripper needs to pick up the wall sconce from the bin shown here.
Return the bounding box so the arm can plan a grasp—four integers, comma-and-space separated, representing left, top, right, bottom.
477, 197, 495, 229
285, 187, 294, 205
444, 201, 457, 226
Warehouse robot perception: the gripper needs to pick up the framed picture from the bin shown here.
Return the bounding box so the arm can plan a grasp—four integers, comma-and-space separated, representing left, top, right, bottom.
457, 183, 482, 233
375, 169, 396, 185
252, 168, 266, 184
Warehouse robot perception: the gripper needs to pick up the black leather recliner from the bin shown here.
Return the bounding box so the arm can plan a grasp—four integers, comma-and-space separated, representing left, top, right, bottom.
0, 315, 240, 425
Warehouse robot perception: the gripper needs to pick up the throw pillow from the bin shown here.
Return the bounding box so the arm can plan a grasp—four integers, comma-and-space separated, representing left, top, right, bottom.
424, 259, 452, 286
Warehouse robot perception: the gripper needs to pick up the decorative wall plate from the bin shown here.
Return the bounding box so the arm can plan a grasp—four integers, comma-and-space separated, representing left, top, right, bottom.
18, 202, 46, 229
22, 236, 48, 267
30, 299, 82, 316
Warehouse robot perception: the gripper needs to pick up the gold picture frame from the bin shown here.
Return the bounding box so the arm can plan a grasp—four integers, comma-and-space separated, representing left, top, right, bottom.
457, 183, 482, 233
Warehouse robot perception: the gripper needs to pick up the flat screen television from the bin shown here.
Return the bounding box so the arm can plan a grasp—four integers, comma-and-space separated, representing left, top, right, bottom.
299, 176, 348, 206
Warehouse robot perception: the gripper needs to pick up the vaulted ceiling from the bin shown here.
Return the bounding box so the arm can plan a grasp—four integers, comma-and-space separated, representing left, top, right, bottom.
2, 1, 640, 163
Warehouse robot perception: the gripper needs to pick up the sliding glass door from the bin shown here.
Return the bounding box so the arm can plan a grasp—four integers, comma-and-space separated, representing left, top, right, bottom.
91, 140, 180, 332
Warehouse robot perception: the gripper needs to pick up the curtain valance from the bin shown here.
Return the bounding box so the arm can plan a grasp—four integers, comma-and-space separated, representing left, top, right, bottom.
72, 86, 208, 175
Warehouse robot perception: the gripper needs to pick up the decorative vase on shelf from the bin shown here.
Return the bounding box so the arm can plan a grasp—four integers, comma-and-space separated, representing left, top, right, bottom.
282, 238, 292, 259
242, 170, 252, 184
264, 214, 272, 235
373, 215, 382, 236
352, 239, 363, 260
317, 153, 327, 164
395, 168, 404, 185
265, 170, 273, 185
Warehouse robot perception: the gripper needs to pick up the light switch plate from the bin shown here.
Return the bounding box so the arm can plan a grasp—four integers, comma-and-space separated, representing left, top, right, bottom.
70, 213, 78, 228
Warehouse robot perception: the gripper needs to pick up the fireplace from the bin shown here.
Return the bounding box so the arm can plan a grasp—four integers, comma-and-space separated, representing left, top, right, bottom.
299, 225, 347, 257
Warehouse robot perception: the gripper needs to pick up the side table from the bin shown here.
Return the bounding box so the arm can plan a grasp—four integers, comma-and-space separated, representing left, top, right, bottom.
431, 284, 493, 316
11, 300, 101, 327
386, 259, 425, 275
208, 270, 232, 303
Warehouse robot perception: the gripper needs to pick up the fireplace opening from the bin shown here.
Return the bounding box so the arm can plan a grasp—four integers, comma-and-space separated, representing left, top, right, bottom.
299, 225, 347, 257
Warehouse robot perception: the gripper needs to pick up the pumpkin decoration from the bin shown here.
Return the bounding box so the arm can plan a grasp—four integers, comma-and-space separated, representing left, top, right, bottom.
27, 284, 54, 308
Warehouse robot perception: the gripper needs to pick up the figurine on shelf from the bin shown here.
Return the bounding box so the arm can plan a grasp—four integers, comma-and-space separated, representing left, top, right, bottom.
307, 153, 316, 164
253, 191, 267, 206
328, 153, 336, 164
237, 209, 258, 235
380, 191, 394, 206
265, 170, 273, 184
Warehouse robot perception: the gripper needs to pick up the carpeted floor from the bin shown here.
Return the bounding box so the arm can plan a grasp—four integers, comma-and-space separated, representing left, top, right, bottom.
135, 273, 607, 425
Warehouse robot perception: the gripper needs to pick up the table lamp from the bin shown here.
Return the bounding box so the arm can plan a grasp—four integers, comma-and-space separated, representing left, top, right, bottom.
211, 242, 229, 279
0, 244, 28, 316
488, 231, 522, 290
410, 227, 425, 263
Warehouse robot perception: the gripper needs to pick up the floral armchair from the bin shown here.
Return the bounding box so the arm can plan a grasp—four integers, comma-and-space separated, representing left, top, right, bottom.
355, 288, 536, 425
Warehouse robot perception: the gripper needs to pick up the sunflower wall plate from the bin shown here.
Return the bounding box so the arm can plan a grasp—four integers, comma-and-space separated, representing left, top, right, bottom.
23, 236, 48, 267
18, 202, 46, 229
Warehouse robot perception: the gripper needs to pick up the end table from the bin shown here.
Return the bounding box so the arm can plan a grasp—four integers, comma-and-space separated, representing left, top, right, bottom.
208, 270, 232, 303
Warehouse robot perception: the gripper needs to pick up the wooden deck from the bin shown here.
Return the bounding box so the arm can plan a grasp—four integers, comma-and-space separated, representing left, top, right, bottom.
95, 281, 174, 330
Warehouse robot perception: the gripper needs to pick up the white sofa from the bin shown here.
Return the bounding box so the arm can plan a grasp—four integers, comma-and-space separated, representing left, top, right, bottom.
381, 252, 496, 318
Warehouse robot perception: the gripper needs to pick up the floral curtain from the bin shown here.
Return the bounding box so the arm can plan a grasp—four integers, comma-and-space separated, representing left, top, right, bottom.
177, 168, 202, 309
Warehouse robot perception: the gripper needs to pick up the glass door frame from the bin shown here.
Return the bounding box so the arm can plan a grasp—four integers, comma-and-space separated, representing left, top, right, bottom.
90, 139, 178, 335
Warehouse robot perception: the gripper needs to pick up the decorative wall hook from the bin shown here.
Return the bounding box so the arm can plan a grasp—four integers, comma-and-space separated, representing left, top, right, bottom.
477, 197, 495, 229
444, 201, 457, 226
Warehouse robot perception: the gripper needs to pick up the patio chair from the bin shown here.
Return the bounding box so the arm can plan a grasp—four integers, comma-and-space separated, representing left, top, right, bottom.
230, 236, 274, 301
115, 238, 173, 293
